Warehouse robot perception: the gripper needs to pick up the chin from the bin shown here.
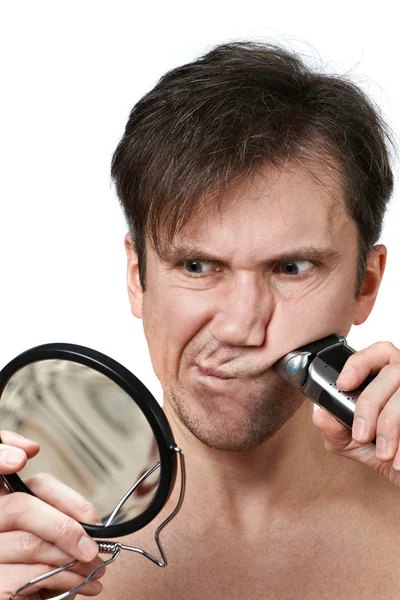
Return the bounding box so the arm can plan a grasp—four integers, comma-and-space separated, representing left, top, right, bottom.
166, 379, 304, 452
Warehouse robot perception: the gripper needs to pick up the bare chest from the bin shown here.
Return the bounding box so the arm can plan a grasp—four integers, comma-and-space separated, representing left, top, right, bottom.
98, 510, 400, 600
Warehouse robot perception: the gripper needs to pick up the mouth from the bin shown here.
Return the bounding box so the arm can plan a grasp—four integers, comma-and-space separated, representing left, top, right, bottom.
195, 365, 234, 380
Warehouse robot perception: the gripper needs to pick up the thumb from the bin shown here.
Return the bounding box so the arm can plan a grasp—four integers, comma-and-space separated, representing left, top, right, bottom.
0, 444, 28, 475
312, 407, 353, 452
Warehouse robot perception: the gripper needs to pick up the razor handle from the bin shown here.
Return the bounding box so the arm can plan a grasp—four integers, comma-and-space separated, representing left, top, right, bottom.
274, 335, 375, 442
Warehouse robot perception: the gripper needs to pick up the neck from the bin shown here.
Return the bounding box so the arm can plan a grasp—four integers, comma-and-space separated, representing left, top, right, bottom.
164, 400, 342, 528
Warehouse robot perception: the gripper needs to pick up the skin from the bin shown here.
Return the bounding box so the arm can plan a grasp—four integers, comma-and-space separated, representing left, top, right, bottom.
0, 431, 105, 599
2, 160, 400, 598
127, 162, 385, 459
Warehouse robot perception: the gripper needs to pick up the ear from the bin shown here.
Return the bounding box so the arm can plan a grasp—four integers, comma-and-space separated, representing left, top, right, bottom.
124, 233, 143, 319
353, 244, 387, 326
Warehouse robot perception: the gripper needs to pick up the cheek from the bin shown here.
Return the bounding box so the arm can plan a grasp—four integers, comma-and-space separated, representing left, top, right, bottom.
142, 288, 212, 381
270, 278, 357, 352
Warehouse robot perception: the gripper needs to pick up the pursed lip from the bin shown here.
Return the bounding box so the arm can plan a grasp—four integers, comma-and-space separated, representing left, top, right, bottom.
195, 365, 234, 380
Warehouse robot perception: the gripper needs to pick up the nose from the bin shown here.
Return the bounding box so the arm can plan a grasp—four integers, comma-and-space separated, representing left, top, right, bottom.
208, 272, 274, 347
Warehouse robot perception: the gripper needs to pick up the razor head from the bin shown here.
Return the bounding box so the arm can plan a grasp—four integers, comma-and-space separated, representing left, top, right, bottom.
274, 335, 347, 388
274, 351, 312, 387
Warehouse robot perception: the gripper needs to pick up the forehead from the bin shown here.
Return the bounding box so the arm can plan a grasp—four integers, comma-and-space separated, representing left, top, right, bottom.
170, 161, 354, 258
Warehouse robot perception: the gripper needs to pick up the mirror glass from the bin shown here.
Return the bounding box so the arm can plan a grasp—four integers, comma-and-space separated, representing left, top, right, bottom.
0, 359, 161, 526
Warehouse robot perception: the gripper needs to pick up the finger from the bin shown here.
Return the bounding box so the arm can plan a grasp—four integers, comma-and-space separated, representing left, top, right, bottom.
0, 531, 105, 574
0, 493, 99, 563
312, 405, 398, 478
23, 472, 102, 525
0, 431, 40, 458
39, 592, 78, 600
3, 563, 103, 597
0, 444, 28, 474
351, 363, 400, 446
40, 592, 78, 600
0, 530, 73, 564
57, 557, 106, 581
312, 407, 353, 451
373, 389, 400, 463
337, 342, 400, 391
0, 431, 41, 476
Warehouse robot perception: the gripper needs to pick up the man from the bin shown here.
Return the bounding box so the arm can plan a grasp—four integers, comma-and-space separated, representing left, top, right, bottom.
1, 41, 400, 599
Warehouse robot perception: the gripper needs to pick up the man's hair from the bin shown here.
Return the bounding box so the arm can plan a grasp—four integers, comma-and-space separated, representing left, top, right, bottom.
111, 41, 395, 292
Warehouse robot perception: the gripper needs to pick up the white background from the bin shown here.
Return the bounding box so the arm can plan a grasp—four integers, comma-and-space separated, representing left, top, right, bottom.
0, 1, 399, 402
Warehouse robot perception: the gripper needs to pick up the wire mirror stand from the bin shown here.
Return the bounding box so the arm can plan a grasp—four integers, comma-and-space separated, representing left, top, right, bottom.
10, 447, 186, 600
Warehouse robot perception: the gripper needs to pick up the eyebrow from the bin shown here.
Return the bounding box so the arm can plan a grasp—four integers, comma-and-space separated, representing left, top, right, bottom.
160, 242, 342, 266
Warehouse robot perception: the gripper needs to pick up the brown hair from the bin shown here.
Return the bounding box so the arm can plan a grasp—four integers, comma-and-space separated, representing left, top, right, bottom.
111, 41, 395, 291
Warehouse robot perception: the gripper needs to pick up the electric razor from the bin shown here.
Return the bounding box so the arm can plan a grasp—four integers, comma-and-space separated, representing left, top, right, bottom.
274, 334, 376, 443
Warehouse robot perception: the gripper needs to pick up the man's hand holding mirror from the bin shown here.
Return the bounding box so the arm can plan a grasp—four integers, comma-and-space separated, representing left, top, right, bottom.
0, 430, 106, 599
0, 343, 186, 600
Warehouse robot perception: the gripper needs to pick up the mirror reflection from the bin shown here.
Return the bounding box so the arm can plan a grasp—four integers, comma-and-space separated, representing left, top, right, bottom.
0, 359, 160, 525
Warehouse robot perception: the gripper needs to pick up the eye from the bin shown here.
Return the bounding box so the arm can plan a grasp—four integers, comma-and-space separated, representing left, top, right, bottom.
279, 260, 314, 276
183, 260, 218, 277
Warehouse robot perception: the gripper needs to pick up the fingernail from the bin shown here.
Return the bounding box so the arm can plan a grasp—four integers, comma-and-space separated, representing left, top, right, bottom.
5, 432, 25, 440
353, 417, 368, 440
2, 449, 25, 466
338, 366, 354, 385
2, 432, 38, 444
78, 536, 99, 560
376, 436, 388, 458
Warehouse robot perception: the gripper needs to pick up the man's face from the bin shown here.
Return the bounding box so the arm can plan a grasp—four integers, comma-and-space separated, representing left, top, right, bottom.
128, 162, 376, 451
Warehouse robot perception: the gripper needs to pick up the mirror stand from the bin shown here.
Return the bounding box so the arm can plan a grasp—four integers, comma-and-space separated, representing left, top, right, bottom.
10, 447, 186, 600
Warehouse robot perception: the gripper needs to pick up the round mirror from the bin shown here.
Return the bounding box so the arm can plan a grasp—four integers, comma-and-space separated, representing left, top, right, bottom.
0, 343, 177, 539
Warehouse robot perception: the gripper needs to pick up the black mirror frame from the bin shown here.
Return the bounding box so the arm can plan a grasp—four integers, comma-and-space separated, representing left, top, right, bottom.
0, 343, 178, 539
